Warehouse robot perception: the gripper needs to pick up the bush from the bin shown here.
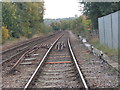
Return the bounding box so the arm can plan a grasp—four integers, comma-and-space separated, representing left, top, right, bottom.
2, 26, 9, 39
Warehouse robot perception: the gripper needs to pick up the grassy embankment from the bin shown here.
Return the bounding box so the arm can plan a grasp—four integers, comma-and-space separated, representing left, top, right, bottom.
75, 29, 118, 58
1, 31, 53, 49
90, 36, 118, 58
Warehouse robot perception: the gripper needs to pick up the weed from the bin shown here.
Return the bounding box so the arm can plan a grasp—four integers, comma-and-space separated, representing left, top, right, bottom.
110, 68, 116, 73
90, 36, 118, 57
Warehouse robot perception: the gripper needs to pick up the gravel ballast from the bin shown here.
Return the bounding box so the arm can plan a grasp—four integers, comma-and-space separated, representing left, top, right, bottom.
69, 31, 119, 88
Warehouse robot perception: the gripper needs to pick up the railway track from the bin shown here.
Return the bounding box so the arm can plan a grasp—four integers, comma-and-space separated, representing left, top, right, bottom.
2, 32, 64, 74
1, 31, 61, 64
2, 31, 118, 89
23, 33, 88, 89
1, 31, 62, 64
68, 31, 119, 88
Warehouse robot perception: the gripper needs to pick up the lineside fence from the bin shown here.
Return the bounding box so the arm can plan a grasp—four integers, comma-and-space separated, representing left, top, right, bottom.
98, 10, 120, 49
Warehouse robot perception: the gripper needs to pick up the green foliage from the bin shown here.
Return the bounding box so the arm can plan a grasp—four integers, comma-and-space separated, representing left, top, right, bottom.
70, 20, 76, 30
2, 2, 44, 39
81, 2, 120, 29
50, 22, 61, 30
2, 3, 20, 38
43, 24, 53, 34
75, 16, 85, 35
2, 26, 9, 39
60, 20, 71, 30
49, 16, 92, 38
90, 37, 118, 57
35, 23, 53, 34
69, 16, 92, 37
2, 26, 9, 44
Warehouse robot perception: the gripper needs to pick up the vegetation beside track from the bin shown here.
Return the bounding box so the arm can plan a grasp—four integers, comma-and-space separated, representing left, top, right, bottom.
2, 2, 120, 56
90, 36, 118, 58
2, 2, 53, 44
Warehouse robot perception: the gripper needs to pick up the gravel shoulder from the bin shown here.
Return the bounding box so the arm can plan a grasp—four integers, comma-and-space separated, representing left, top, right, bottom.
69, 31, 119, 88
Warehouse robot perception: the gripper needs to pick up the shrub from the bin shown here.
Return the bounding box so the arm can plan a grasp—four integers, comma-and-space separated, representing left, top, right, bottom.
2, 26, 9, 39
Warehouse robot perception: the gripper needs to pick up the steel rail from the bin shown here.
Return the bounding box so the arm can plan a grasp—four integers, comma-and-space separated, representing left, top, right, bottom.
1, 37, 40, 54
9, 50, 30, 72
24, 34, 63, 90
1, 31, 60, 54
0, 47, 29, 65
1, 32, 62, 64
68, 38, 89, 90
9, 45, 40, 72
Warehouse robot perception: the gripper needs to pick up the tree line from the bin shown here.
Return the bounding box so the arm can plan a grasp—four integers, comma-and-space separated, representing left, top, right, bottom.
2, 2, 53, 43
49, 2, 120, 39
2, 2, 119, 43
81, 2, 120, 29
50, 16, 92, 38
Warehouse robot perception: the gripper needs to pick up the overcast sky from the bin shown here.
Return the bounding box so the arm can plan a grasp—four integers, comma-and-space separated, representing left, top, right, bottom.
44, 0, 83, 19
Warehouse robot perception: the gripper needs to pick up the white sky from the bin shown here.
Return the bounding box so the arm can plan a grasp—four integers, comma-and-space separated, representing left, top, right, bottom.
44, 0, 83, 19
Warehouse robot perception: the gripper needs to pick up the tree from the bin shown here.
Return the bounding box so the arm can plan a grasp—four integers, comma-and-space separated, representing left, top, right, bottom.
2, 2, 45, 39
81, 2, 120, 29
2, 26, 9, 40
51, 22, 61, 30
2, 3, 21, 38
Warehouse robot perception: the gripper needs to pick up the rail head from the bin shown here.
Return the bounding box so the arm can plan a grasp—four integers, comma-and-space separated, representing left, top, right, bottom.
1, 31, 61, 54
68, 38, 89, 90
1, 32, 63, 65
24, 34, 64, 90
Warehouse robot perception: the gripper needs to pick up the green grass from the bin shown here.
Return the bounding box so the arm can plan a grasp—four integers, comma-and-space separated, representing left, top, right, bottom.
110, 68, 116, 73
90, 37, 118, 57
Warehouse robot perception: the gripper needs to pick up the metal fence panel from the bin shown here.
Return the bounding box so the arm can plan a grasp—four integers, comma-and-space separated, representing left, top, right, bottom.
98, 10, 119, 49
104, 15, 110, 47
118, 11, 120, 49
98, 17, 105, 44
112, 12, 118, 49
107, 14, 113, 48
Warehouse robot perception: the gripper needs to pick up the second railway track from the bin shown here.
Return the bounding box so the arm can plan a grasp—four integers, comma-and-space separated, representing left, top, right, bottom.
2, 32, 64, 74
1, 31, 61, 64
24, 32, 88, 89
